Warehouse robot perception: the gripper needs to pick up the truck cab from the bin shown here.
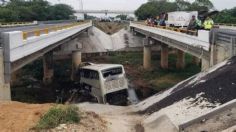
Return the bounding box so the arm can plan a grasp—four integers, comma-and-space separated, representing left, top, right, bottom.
77, 64, 129, 105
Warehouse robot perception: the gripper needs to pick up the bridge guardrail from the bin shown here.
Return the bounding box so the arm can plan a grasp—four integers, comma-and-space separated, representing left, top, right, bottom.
134, 22, 198, 36
215, 23, 236, 27
22, 21, 88, 40
0, 21, 37, 28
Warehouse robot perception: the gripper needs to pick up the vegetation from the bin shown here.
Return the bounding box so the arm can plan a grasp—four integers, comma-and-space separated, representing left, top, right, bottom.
135, 0, 214, 20
108, 52, 200, 92
116, 15, 128, 20
214, 7, 236, 24
35, 105, 80, 130
0, 0, 74, 22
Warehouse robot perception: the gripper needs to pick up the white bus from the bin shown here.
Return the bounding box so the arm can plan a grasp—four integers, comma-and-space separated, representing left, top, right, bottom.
77, 63, 129, 105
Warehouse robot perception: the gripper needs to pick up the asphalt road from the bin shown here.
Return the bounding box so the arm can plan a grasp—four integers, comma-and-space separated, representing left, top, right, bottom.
0, 22, 74, 33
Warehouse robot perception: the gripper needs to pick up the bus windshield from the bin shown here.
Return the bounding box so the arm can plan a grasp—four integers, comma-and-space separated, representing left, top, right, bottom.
102, 67, 123, 78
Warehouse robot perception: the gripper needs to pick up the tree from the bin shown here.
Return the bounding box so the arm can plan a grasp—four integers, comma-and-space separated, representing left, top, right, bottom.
116, 15, 127, 20
135, 1, 177, 20
48, 4, 74, 20
187, 0, 214, 11
0, 0, 74, 22
214, 7, 236, 24
176, 0, 191, 11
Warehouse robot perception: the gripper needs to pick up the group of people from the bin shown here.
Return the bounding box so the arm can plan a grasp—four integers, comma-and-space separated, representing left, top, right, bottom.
145, 13, 167, 26
187, 15, 214, 30
145, 12, 214, 31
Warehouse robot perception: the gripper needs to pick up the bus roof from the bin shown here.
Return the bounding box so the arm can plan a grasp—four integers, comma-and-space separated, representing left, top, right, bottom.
81, 64, 123, 71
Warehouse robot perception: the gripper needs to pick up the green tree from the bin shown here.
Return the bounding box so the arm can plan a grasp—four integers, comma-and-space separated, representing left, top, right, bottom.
214, 7, 236, 24
135, 1, 177, 20
115, 15, 127, 20
176, 0, 191, 11
188, 0, 214, 11
0, 0, 74, 22
48, 4, 74, 20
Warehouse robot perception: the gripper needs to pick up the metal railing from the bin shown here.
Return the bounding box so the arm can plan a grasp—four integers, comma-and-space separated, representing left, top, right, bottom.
212, 28, 236, 57
215, 23, 236, 27
134, 22, 198, 36
0, 21, 35, 27
22, 22, 88, 40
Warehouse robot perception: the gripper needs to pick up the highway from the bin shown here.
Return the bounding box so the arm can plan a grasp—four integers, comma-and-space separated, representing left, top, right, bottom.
0, 22, 75, 33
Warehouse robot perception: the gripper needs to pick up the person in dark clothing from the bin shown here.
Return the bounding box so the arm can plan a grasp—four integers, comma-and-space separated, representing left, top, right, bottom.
187, 15, 197, 30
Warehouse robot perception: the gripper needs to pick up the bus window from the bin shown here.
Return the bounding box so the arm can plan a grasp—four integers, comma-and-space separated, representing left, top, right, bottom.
80, 69, 99, 80
102, 67, 123, 78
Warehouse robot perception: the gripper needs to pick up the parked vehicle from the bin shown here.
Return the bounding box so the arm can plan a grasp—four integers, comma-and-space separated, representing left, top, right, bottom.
75, 13, 85, 22
166, 11, 198, 27
76, 63, 129, 105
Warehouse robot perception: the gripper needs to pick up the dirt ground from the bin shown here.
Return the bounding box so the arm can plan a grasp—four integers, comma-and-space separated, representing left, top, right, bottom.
0, 101, 52, 132
0, 101, 108, 132
50, 111, 107, 132
94, 21, 128, 35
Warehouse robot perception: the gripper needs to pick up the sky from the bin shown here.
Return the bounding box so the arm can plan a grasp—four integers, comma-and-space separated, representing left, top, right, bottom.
48, 0, 236, 11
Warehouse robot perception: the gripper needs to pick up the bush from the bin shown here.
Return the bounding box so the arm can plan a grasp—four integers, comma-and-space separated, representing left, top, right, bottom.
35, 105, 80, 130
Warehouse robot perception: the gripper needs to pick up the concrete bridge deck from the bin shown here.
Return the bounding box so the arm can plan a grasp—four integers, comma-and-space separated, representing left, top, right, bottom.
130, 22, 210, 61
0, 21, 92, 100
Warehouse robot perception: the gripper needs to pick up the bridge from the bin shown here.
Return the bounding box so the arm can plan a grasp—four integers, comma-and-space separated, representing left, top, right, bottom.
75, 10, 135, 15
0, 21, 92, 100
0, 21, 235, 101
130, 22, 236, 71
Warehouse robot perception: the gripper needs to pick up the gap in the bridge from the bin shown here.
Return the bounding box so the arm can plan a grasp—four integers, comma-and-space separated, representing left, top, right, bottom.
10, 48, 201, 104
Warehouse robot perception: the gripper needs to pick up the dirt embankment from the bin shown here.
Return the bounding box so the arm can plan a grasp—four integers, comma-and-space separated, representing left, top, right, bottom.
0, 101, 52, 132
0, 101, 107, 132
94, 22, 128, 35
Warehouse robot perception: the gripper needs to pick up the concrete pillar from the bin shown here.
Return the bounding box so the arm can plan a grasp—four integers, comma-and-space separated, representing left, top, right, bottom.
176, 49, 185, 69
161, 45, 169, 69
201, 59, 210, 71
43, 51, 54, 84
0, 49, 11, 100
192, 56, 200, 66
143, 46, 152, 70
11, 70, 18, 86
71, 50, 82, 81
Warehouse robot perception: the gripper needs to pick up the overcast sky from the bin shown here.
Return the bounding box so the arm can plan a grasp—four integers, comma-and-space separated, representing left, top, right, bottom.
48, 0, 236, 11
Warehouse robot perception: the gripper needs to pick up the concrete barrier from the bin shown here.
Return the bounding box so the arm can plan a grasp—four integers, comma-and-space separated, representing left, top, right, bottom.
179, 99, 236, 131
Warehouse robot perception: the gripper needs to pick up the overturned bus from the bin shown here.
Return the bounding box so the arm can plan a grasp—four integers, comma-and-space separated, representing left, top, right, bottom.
76, 63, 129, 105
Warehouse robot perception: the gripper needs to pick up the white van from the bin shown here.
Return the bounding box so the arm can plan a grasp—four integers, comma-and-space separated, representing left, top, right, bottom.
77, 64, 129, 105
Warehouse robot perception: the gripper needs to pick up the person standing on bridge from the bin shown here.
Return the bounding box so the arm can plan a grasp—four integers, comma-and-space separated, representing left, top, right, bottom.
203, 16, 214, 30
187, 15, 201, 30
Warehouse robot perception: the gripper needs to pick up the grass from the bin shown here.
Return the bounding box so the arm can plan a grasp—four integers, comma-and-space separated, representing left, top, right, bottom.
107, 52, 201, 92
35, 105, 80, 130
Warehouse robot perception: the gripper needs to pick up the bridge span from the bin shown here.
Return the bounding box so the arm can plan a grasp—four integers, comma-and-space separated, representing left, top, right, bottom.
130, 22, 236, 71
75, 10, 135, 15
0, 21, 235, 101
0, 21, 92, 100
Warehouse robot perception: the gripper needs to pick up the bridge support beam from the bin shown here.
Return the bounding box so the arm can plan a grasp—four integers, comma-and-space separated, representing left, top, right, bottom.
43, 51, 54, 84
161, 45, 169, 69
143, 46, 152, 70
71, 50, 82, 81
201, 59, 210, 71
176, 49, 185, 69
192, 56, 200, 66
0, 49, 11, 100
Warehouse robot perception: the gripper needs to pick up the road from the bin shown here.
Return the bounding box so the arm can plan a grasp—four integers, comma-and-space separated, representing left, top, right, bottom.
0, 22, 74, 33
